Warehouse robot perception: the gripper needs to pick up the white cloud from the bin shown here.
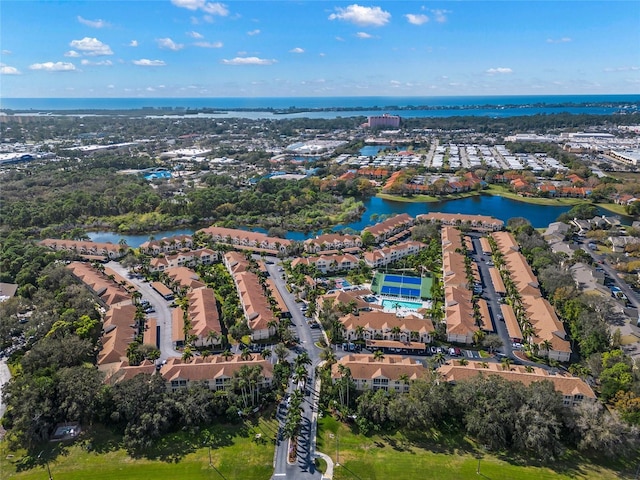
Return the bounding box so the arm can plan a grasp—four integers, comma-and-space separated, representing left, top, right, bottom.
405, 14, 428, 25
2, 49, 12, 55
29, 61, 76, 71
356, 32, 373, 39
335, 36, 345, 42
171, 0, 228, 16
430, 9, 450, 23
77, 16, 110, 28
289, 47, 304, 54
133, 59, 166, 66
221, 56, 276, 65
194, 41, 223, 48
107, 84, 115, 89
547, 37, 572, 44
247, 29, 261, 36
319, 52, 326, 57
329, 4, 391, 27
64, 50, 81, 57
81, 59, 113, 66
69, 37, 113, 56
129, 40, 138, 47
486, 67, 513, 75
0, 64, 21, 75
157, 38, 184, 51
187, 31, 204, 39
604, 66, 639, 72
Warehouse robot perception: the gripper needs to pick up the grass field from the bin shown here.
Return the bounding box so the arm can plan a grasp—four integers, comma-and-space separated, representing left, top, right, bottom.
316, 416, 633, 480
2, 419, 278, 480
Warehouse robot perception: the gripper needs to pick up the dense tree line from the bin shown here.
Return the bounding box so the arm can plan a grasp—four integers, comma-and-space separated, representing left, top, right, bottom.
0, 260, 276, 454
507, 218, 640, 421
320, 366, 638, 462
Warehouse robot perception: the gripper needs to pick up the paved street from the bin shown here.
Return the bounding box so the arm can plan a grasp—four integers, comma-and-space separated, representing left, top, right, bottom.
265, 259, 324, 480
106, 261, 180, 360
468, 233, 515, 359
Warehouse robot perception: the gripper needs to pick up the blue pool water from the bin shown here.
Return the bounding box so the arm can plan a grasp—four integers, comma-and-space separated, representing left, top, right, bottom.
382, 299, 423, 310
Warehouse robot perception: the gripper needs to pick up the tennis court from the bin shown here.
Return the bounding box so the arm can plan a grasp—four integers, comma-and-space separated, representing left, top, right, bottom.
384, 274, 422, 285
371, 272, 433, 300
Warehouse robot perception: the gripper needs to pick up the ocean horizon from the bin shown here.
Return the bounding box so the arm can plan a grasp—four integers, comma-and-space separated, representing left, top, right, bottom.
2, 94, 639, 111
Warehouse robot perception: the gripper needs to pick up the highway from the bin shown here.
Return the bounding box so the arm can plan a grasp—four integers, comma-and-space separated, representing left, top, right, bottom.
106, 261, 180, 361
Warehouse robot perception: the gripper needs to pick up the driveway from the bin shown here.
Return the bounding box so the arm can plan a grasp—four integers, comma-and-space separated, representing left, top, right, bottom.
106, 261, 180, 360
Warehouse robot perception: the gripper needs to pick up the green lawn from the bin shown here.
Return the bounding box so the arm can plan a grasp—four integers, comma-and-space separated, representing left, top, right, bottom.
2, 419, 278, 480
484, 185, 584, 206
317, 416, 632, 480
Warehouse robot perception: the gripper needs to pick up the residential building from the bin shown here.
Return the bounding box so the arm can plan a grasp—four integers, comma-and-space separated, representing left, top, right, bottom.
148, 248, 218, 272
340, 310, 433, 344
439, 360, 596, 407
40, 239, 127, 260
199, 226, 292, 254
139, 235, 193, 255
417, 213, 504, 231
362, 240, 426, 268
161, 355, 273, 392
171, 287, 222, 348
303, 233, 362, 253
291, 253, 359, 274
224, 252, 276, 340
331, 354, 426, 392
363, 214, 414, 244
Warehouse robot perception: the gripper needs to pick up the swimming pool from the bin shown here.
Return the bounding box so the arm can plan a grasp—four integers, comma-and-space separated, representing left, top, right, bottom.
381, 299, 423, 310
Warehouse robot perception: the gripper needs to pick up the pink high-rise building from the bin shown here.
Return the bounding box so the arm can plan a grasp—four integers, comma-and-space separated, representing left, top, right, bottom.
367, 114, 401, 128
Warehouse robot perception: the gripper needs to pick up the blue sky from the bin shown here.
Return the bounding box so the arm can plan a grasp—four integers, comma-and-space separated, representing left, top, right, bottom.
1, 1, 638, 98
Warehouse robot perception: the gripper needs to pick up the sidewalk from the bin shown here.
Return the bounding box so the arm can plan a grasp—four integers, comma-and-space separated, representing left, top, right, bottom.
315, 451, 334, 480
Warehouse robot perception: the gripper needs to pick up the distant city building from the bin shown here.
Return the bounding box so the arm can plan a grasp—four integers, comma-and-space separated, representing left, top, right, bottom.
367, 114, 401, 128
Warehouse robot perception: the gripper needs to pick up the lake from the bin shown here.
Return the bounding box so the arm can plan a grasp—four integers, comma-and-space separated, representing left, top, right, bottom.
88, 195, 595, 247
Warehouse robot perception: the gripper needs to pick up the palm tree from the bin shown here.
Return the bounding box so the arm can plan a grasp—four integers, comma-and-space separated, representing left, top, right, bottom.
390, 326, 402, 341
473, 329, 485, 346
221, 349, 233, 361
260, 348, 272, 361
240, 346, 252, 361
525, 365, 534, 373
294, 351, 311, 369
540, 339, 553, 356
459, 358, 469, 366
500, 357, 513, 371
373, 350, 385, 362
182, 346, 194, 362
293, 365, 308, 387
320, 348, 337, 369
398, 373, 410, 390
206, 330, 220, 346
480, 362, 489, 369
355, 325, 366, 341
274, 342, 289, 364
433, 352, 446, 366
201, 349, 212, 361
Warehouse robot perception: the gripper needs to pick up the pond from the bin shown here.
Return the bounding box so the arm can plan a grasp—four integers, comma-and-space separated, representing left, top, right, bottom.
87, 195, 627, 247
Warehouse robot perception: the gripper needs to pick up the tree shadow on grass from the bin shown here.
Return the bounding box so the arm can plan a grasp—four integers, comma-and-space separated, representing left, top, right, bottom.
494, 448, 639, 479
14, 437, 80, 472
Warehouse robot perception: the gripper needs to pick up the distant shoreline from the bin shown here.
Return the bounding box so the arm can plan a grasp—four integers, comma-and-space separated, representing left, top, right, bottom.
1, 94, 638, 114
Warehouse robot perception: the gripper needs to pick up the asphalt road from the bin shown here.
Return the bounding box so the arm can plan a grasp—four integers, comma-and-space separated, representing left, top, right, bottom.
264, 258, 323, 480
575, 238, 640, 311
468, 233, 515, 359
106, 261, 180, 361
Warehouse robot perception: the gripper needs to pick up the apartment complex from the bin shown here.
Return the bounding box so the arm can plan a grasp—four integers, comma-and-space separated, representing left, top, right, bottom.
331, 354, 426, 392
